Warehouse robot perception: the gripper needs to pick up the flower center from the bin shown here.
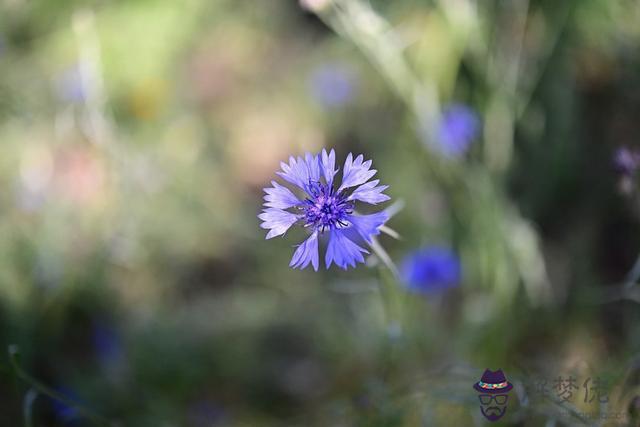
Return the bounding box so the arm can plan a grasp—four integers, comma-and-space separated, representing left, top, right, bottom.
303, 181, 352, 232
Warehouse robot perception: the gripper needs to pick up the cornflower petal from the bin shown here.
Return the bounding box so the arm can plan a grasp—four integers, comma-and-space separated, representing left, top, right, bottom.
263, 181, 301, 209
347, 211, 389, 244
305, 153, 321, 183
347, 179, 390, 204
258, 208, 300, 239
325, 228, 369, 269
276, 156, 308, 191
289, 231, 320, 271
320, 148, 338, 186
338, 153, 377, 191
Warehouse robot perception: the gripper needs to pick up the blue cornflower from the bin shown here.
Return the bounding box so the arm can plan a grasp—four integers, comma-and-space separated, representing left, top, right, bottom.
259, 149, 391, 270
436, 103, 480, 157
400, 246, 461, 293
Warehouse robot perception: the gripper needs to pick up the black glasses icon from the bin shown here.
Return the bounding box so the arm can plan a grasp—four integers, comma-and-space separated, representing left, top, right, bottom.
478, 394, 508, 405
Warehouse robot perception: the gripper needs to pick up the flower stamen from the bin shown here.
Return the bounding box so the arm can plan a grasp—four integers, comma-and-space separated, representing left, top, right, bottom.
302, 180, 353, 233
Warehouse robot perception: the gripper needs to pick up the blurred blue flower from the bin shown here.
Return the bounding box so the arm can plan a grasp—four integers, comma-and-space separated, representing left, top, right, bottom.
51, 387, 83, 426
436, 103, 480, 157
259, 149, 391, 270
308, 63, 356, 108
16, 184, 47, 212
92, 320, 123, 369
614, 146, 640, 175
400, 246, 461, 293
187, 400, 227, 427
56, 66, 86, 103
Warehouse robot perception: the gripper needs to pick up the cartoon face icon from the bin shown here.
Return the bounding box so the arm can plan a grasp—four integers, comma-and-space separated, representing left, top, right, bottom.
473, 369, 513, 422
478, 393, 509, 421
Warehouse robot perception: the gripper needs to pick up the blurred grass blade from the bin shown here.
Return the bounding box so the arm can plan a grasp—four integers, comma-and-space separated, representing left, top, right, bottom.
370, 236, 399, 280
23, 388, 37, 427
379, 225, 400, 240
8, 345, 115, 427
313, 0, 440, 134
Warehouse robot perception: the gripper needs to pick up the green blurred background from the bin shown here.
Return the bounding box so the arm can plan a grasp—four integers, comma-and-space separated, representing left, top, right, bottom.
0, 0, 640, 425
